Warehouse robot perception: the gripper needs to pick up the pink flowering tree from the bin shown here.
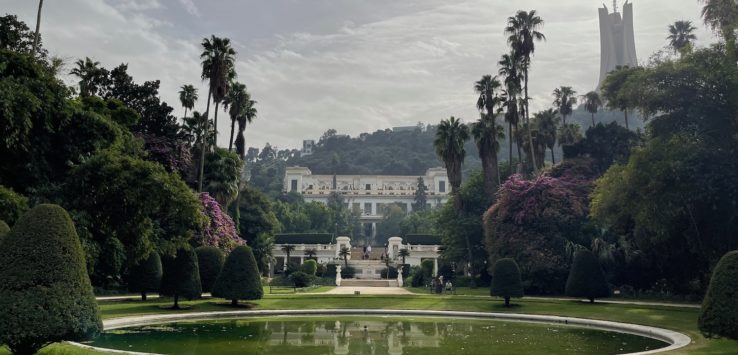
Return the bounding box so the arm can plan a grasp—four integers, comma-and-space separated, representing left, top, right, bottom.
484, 163, 594, 294
195, 192, 243, 252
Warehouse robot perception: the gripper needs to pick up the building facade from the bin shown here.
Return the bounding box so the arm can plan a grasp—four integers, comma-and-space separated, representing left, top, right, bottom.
598, 1, 637, 87
283, 166, 449, 239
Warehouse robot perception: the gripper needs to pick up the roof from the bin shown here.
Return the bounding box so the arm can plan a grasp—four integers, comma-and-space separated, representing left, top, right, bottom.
274, 233, 334, 245
404, 234, 442, 245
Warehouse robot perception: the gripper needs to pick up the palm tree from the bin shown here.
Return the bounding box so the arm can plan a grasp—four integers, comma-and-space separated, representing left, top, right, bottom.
434, 117, 470, 199
32, 0, 43, 56
281, 244, 296, 266
235, 97, 257, 160
505, 10, 546, 173
178, 84, 198, 120
305, 248, 317, 260
222, 81, 248, 152
701, 0, 738, 58
667, 20, 697, 56
339, 246, 351, 268
473, 75, 503, 194
198, 35, 237, 192
70, 57, 105, 97
472, 113, 505, 195
182, 111, 213, 148
552, 86, 577, 125
204, 148, 242, 208
398, 249, 410, 265
534, 109, 560, 164
582, 91, 603, 127
498, 52, 523, 164
557, 123, 583, 148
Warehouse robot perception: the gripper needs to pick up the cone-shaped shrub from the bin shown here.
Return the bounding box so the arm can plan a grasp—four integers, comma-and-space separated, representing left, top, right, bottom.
128, 252, 163, 301
300, 259, 318, 275
490, 258, 524, 307
699, 250, 738, 339
0, 220, 9, 243
0, 204, 102, 354
160, 247, 202, 309
196, 246, 224, 293
212, 245, 263, 306
565, 250, 610, 303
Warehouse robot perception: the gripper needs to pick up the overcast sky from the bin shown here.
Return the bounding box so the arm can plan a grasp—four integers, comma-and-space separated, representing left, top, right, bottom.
4, 0, 713, 150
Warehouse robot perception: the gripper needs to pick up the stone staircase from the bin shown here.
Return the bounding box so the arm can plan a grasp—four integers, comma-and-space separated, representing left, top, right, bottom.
339, 279, 399, 287
350, 246, 386, 261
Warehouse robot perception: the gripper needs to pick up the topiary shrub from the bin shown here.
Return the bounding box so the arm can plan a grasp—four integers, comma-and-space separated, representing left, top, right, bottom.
0, 220, 9, 244
565, 250, 610, 303
300, 259, 318, 276
0, 204, 102, 354
380, 267, 399, 279
490, 258, 524, 307
0, 185, 29, 225
699, 250, 738, 339
159, 247, 202, 309
340, 266, 356, 278
127, 252, 162, 301
196, 246, 225, 293
289, 271, 314, 287
212, 245, 263, 306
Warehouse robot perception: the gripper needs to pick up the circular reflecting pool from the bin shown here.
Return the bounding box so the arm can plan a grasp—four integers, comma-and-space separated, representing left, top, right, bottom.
87, 316, 669, 354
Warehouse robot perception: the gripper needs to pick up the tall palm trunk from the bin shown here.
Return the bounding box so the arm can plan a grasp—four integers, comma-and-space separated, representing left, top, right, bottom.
228, 118, 236, 152
551, 148, 555, 165
591, 112, 595, 127
481, 152, 499, 196
524, 69, 538, 173
198, 86, 213, 192
624, 110, 629, 129
508, 121, 513, 167
214, 102, 220, 146
32, 0, 43, 56
562, 114, 567, 125
515, 123, 522, 162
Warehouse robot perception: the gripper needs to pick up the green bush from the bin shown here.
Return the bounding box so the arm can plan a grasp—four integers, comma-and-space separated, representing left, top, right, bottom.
127, 252, 162, 301
289, 271, 314, 287
565, 250, 610, 303
491, 258, 524, 307
410, 266, 426, 287
421, 259, 434, 278
159, 247, 202, 309
0, 204, 102, 354
196, 246, 224, 293
300, 259, 318, 275
381, 267, 399, 279
316, 263, 327, 277
341, 266, 356, 278
0, 220, 9, 243
212, 246, 263, 306
699, 250, 738, 339
0, 185, 28, 225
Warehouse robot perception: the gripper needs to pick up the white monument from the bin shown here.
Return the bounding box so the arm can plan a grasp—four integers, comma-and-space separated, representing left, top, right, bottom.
598, 1, 637, 87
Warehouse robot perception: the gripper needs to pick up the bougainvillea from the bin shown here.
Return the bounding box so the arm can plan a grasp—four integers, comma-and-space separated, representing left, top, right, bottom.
484, 161, 595, 294
137, 133, 192, 177
196, 192, 243, 252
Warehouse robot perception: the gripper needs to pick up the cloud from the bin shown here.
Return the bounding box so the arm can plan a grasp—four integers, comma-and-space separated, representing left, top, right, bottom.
178, 0, 201, 17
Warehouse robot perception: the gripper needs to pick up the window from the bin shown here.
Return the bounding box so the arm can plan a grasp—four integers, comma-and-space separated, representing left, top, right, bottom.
439, 181, 446, 193
291, 179, 298, 192
364, 202, 372, 214
365, 184, 371, 190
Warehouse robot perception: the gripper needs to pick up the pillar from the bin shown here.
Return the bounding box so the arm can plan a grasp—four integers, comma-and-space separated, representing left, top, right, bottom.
433, 257, 438, 277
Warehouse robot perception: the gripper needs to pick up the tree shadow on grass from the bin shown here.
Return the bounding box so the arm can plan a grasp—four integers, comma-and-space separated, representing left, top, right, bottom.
213, 301, 257, 309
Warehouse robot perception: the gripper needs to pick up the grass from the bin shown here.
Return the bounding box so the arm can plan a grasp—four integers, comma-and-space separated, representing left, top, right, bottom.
3, 291, 737, 354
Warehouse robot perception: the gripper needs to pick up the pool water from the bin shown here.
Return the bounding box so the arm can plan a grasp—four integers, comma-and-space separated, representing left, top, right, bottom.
88, 316, 668, 354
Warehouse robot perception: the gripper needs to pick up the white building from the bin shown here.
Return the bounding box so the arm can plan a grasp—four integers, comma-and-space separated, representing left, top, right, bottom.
283, 166, 449, 239
301, 140, 315, 156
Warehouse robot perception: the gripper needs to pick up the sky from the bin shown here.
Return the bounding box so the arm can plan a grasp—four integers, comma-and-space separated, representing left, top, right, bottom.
4, 0, 714, 150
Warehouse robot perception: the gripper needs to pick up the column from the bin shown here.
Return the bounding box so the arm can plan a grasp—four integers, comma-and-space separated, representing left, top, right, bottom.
300, 257, 304, 264
406, 202, 412, 212
371, 202, 377, 215
433, 257, 438, 277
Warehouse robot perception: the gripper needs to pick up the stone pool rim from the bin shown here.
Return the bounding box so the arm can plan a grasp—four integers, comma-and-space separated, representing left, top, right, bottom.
70, 309, 692, 355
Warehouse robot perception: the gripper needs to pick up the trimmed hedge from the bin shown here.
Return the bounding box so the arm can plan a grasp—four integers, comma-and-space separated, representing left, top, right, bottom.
160, 247, 202, 309
0, 204, 102, 354
699, 250, 738, 339
127, 252, 162, 301
0, 220, 9, 243
196, 246, 225, 293
212, 246, 263, 306
289, 271, 314, 287
491, 258, 524, 307
565, 250, 610, 303
300, 259, 318, 275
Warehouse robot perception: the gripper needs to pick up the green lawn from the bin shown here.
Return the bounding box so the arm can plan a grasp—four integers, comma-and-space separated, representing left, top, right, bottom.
3, 291, 737, 354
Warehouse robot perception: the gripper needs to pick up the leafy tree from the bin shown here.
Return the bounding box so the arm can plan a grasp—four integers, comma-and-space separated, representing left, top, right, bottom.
582, 91, 603, 126
700, 0, 738, 59
556, 123, 583, 148
564, 122, 638, 173
505, 10, 546, 172
376, 204, 406, 244
0, 204, 101, 354
204, 148, 242, 208
490, 258, 524, 307
0, 185, 28, 225
699, 250, 738, 339
178, 84, 198, 120
160, 246, 202, 309
553, 86, 577, 125
667, 20, 697, 56
399, 209, 437, 236
127, 252, 162, 301
195, 192, 241, 252
0, 15, 39, 54
565, 250, 610, 303
301, 259, 318, 275
412, 177, 428, 211
0, 220, 8, 242
600, 66, 644, 129
212, 245, 263, 306
236, 185, 279, 244
195, 246, 225, 293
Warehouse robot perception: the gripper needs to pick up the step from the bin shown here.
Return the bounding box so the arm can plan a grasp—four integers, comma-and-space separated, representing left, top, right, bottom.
339, 279, 399, 287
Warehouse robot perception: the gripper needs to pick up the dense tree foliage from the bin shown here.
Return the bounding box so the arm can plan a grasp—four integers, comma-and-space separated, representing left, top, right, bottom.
195, 246, 224, 293
699, 250, 738, 339
0, 185, 28, 225
160, 247, 202, 309
490, 258, 524, 307
565, 250, 610, 303
127, 252, 162, 301
212, 245, 263, 306
0, 205, 101, 354
195, 192, 241, 252
0, 220, 9, 242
